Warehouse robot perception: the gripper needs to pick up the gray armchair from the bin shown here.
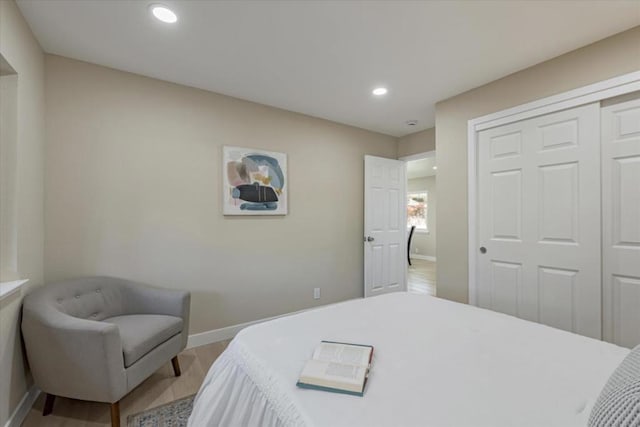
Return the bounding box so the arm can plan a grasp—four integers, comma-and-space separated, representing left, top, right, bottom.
21, 276, 190, 427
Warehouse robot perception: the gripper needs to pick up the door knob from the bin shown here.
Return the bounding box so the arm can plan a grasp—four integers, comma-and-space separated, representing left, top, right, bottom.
366, 236, 375, 242
479, 246, 487, 254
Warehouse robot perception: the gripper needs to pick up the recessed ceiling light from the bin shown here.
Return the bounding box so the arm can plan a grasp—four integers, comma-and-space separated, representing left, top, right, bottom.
406, 120, 418, 126
433, 166, 438, 170
150, 4, 177, 23
372, 87, 388, 96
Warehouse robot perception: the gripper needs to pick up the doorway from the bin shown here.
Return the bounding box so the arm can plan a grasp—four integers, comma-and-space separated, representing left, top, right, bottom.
403, 152, 437, 296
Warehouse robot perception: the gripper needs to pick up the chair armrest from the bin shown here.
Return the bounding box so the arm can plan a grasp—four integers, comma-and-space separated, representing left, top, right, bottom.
21, 308, 127, 403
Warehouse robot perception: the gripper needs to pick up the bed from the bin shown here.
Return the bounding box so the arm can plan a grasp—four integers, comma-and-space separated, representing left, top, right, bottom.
188, 293, 629, 427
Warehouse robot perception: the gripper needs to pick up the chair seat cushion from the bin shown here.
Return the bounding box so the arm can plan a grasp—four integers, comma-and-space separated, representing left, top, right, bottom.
103, 314, 183, 367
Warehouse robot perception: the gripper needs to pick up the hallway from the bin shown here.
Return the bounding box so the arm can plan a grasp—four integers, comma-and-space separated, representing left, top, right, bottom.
408, 259, 436, 296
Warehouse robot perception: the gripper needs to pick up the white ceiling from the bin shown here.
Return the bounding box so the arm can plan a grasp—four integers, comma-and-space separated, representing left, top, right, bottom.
407, 157, 436, 179
17, 0, 640, 137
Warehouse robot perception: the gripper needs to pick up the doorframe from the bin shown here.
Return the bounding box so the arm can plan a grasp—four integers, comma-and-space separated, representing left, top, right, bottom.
399, 150, 436, 288
467, 70, 640, 306
399, 151, 436, 162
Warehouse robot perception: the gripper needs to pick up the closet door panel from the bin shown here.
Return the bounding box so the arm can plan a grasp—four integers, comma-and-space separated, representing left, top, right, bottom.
611, 276, 640, 348
612, 156, 640, 247
602, 98, 640, 348
478, 103, 601, 338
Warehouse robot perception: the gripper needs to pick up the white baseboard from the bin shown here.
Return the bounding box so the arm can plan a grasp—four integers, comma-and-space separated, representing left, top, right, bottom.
187, 319, 261, 348
4, 385, 40, 427
186, 299, 363, 349
411, 254, 436, 262
187, 308, 309, 349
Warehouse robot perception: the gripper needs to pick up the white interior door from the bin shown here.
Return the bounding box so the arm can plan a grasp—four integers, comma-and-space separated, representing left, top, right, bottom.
477, 103, 602, 339
601, 97, 640, 348
364, 155, 406, 297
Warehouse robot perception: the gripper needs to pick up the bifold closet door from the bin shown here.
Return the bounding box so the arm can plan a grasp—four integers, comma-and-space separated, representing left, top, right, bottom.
601, 97, 640, 349
477, 103, 602, 339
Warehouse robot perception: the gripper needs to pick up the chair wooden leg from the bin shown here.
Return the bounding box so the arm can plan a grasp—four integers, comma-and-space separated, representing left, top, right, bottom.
171, 355, 181, 377
42, 393, 55, 416
110, 401, 120, 427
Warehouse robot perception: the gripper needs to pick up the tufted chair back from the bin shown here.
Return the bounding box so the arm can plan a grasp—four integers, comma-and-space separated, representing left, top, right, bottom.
26, 276, 133, 322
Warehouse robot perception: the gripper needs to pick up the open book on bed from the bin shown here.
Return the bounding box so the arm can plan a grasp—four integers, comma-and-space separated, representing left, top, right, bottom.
296, 341, 374, 396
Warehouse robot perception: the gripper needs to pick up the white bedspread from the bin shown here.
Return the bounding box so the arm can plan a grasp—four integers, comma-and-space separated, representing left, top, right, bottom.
189, 293, 629, 427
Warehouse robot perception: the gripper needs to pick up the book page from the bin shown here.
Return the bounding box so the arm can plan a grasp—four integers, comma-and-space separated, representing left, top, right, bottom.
313, 342, 371, 366
299, 359, 366, 388
325, 362, 359, 380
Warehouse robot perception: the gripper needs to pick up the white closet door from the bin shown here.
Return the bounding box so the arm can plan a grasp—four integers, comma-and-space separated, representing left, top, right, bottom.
478, 103, 601, 339
601, 97, 640, 348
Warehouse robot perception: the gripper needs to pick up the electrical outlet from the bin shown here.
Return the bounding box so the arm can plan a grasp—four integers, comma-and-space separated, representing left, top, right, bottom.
313, 288, 321, 299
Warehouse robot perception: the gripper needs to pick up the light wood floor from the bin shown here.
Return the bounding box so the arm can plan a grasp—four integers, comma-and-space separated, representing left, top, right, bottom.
22, 340, 231, 427
408, 259, 436, 296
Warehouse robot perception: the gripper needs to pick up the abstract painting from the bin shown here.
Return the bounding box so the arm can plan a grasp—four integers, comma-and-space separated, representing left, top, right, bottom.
223, 146, 288, 215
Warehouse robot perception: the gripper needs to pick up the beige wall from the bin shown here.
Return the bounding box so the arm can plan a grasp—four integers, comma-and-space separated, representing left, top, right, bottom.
44, 55, 397, 334
407, 177, 436, 258
1, 74, 18, 280
0, 0, 45, 424
435, 26, 640, 303
398, 127, 435, 158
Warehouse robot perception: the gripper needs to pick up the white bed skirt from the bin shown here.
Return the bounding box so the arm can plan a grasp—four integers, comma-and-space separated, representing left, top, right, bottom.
189, 339, 310, 427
